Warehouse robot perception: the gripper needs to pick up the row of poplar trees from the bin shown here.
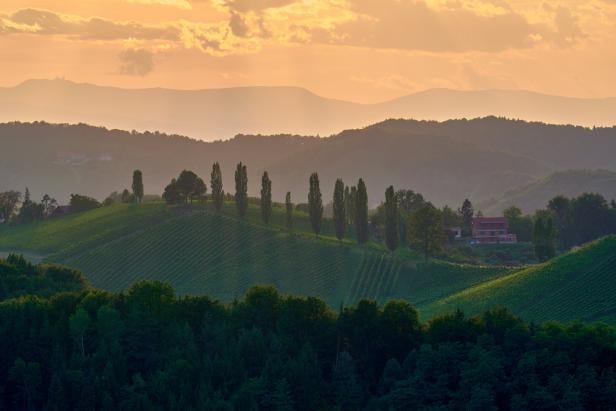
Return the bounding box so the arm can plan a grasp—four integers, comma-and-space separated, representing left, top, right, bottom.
210, 162, 399, 248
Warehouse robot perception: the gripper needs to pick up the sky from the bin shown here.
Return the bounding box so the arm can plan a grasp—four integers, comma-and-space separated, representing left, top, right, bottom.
0, 0, 615, 103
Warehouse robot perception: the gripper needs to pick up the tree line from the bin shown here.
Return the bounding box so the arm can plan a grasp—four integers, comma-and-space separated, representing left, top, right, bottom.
1, 263, 616, 410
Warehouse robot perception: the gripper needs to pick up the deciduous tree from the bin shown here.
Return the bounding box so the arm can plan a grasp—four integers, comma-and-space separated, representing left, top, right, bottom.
408, 204, 443, 259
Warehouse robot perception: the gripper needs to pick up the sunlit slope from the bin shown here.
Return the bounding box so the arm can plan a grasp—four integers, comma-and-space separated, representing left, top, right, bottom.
0, 203, 508, 307
424, 236, 616, 323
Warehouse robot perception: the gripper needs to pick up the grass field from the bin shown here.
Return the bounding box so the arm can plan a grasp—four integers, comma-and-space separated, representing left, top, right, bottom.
0, 202, 508, 310
424, 236, 616, 323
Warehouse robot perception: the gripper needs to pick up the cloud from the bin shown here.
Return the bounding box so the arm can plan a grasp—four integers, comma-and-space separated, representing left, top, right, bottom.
311, 0, 548, 52
224, 0, 298, 13
3, 8, 179, 41
229, 12, 249, 37
126, 0, 193, 9
118, 48, 155, 76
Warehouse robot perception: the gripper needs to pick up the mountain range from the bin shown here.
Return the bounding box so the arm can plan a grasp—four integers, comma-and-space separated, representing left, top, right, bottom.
2, 118, 616, 209
2, 79, 616, 140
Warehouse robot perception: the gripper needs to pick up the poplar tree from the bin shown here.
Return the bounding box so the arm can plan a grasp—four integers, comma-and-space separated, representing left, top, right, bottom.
234, 162, 248, 218
285, 192, 293, 231
261, 171, 272, 224
211, 162, 224, 211
355, 179, 369, 244
333, 179, 346, 241
384, 185, 398, 252
344, 186, 351, 224
132, 170, 144, 203
308, 173, 323, 236
459, 199, 474, 237
349, 186, 357, 226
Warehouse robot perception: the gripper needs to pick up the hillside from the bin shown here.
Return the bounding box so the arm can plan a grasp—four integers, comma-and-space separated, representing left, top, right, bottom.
3, 118, 616, 207
2, 79, 616, 140
424, 236, 616, 323
479, 169, 616, 214
0, 202, 508, 309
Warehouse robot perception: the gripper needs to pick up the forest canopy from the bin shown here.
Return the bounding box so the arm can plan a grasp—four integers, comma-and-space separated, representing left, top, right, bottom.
0, 262, 615, 410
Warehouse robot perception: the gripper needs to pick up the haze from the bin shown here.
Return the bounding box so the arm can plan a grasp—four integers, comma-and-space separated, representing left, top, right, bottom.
2, 0, 616, 105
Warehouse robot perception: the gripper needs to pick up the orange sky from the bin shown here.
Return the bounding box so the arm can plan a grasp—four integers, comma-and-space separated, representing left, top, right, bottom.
1, 0, 615, 103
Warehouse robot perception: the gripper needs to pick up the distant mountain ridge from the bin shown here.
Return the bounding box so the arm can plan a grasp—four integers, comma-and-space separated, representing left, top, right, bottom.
1, 79, 616, 140
2, 118, 615, 209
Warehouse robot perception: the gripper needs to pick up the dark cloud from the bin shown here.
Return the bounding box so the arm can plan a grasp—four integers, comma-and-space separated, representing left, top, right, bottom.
229, 12, 249, 37
4, 8, 179, 41
118, 48, 155, 76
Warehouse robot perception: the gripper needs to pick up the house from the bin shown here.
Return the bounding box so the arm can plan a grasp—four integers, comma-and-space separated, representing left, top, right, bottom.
471, 217, 517, 244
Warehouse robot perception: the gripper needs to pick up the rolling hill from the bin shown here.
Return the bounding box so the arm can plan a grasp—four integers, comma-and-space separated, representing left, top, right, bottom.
479, 169, 616, 214
2, 79, 616, 140
424, 236, 616, 323
0, 202, 508, 309
7, 117, 616, 207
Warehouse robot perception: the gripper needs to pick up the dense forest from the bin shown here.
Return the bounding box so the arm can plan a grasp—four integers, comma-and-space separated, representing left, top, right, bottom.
1, 255, 616, 410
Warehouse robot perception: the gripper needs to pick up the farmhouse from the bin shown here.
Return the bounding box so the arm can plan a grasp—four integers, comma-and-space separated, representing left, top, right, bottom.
471, 217, 517, 244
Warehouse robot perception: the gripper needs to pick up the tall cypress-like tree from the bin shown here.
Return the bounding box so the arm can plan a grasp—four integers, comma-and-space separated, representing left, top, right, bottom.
308, 173, 323, 236
132, 170, 144, 203
344, 186, 351, 225
285, 192, 293, 232
211, 162, 224, 211
355, 179, 369, 244
234, 162, 248, 218
459, 199, 474, 237
261, 171, 272, 224
348, 186, 358, 227
384, 185, 398, 252
333, 179, 346, 241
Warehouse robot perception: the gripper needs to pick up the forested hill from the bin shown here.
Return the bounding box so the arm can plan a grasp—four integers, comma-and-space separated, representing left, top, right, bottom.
2, 118, 615, 207
479, 169, 616, 214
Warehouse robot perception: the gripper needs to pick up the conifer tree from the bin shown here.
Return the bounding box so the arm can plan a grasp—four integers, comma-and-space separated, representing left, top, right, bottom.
308, 173, 323, 236
333, 179, 346, 241
285, 192, 293, 231
132, 170, 144, 203
355, 179, 369, 244
261, 171, 272, 224
384, 185, 398, 252
234, 162, 248, 217
211, 162, 224, 211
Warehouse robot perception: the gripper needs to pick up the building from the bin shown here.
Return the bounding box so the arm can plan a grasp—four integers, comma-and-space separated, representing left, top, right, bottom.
471, 217, 517, 244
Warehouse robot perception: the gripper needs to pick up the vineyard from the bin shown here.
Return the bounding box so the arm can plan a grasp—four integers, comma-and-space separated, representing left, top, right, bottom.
0, 202, 508, 310
424, 236, 616, 323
